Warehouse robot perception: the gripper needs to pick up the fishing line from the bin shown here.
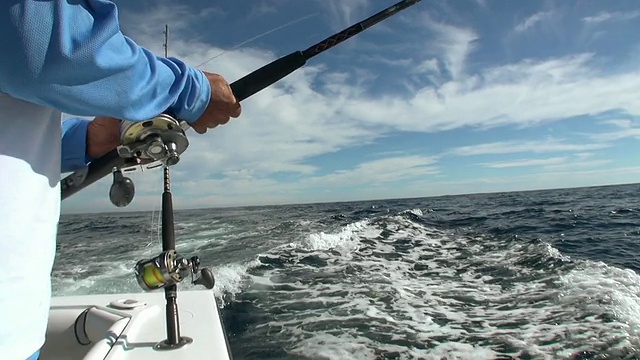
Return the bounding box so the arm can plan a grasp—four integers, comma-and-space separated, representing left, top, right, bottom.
146, 205, 160, 247
195, 12, 318, 68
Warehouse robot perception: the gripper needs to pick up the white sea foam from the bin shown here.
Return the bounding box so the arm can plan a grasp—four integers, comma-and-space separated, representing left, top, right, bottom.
211, 261, 260, 305
238, 212, 640, 359
52, 261, 140, 296
302, 220, 370, 251
400, 208, 424, 217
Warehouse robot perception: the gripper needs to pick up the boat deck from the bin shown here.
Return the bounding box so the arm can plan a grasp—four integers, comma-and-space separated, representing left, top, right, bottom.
41, 290, 231, 360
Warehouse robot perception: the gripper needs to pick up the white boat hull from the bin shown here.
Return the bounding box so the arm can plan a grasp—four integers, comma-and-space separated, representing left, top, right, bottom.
41, 290, 232, 360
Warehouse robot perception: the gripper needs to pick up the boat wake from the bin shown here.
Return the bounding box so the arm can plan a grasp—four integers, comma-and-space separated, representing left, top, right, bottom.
220, 209, 640, 359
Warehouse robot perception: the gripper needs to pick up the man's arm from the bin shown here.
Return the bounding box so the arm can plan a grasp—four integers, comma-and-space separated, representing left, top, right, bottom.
0, 0, 210, 123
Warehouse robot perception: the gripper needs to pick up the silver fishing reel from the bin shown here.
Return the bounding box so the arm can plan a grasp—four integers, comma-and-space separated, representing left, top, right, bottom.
117, 114, 189, 169
109, 114, 190, 208
134, 250, 215, 291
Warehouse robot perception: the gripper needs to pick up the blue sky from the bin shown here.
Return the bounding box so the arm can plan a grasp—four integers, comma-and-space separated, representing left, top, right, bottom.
61, 0, 640, 213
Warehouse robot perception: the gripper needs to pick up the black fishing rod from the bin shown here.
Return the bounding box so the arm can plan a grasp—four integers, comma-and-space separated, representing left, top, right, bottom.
60, 0, 422, 201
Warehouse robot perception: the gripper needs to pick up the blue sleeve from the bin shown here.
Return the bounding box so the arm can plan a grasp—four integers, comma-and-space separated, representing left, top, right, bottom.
0, 0, 210, 123
61, 118, 91, 173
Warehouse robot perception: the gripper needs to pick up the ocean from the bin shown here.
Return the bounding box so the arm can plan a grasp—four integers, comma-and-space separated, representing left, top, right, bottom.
55, 183, 640, 359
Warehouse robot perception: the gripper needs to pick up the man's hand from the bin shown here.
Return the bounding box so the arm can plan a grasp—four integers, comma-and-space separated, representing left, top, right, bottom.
86, 72, 240, 159
191, 72, 242, 134
87, 116, 121, 159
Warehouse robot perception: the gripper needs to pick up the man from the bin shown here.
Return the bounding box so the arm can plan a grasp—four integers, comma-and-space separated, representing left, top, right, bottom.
0, 1, 241, 359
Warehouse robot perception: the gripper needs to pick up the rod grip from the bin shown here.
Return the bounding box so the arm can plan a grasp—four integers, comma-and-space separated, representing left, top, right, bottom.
61, 149, 123, 200
230, 51, 307, 102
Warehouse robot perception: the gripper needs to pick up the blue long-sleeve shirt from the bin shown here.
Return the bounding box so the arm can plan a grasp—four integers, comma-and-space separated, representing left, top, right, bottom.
61, 118, 91, 172
0, 0, 212, 173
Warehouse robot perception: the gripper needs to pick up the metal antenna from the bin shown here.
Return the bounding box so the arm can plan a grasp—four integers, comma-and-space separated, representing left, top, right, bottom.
163, 24, 168, 58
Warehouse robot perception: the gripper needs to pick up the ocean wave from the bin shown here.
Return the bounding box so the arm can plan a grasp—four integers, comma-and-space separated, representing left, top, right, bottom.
223, 209, 640, 359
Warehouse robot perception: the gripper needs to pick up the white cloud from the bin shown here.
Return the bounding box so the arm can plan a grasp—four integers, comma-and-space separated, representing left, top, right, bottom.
448, 139, 611, 156
574, 152, 594, 160
473, 0, 488, 8
415, 58, 439, 74
482, 157, 567, 168
543, 158, 612, 171
514, 11, 553, 33
362, 54, 414, 68
602, 119, 634, 128
246, 1, 278, 19
320, 0, 370, 27
425, 165, 640, 196
422, 19, 478, 80
582, 10, 640, 24
119, 3, 223, 41
582, 118, 640, 141
166, 154, 440, 208
340, 54, 640, 133
587, 128, 640, 142
306, 155, 439, 186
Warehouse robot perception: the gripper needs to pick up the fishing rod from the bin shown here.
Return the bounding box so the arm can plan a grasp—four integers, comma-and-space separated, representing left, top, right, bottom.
60, 0, 422, 204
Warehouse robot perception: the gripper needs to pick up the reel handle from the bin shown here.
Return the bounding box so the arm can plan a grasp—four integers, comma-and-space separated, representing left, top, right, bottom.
109, 169, 135, 207
193, 268, 215, 290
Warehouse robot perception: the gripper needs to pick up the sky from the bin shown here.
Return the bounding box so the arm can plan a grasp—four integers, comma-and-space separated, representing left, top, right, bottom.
61, 0, 640, 214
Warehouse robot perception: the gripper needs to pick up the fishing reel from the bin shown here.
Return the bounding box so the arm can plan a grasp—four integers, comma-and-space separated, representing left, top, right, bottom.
134, 250, 215, 291
109, 114, 190, 207
118, 114, 189, 167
